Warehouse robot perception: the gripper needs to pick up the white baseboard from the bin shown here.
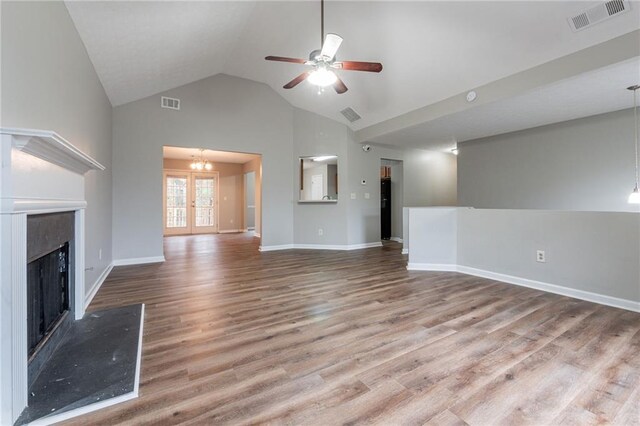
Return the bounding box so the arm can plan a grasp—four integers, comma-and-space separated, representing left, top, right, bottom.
84, 263, 114, 308
344, 242, 383, 250
407, 263, 456, 272
259, 242, 383, 252
407, 263, 640, 313
112, 256, 165, 266
390, 237, 404, 243
457, 266, 640, 313
259, 244, 294, 252
30, 304, 145, 426
401, 249, 409, 255
218, 229, 246, 234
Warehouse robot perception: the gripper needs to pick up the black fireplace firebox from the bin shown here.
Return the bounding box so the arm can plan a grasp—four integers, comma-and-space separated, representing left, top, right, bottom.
27, 243, 70, 357
26, 212, 74, 361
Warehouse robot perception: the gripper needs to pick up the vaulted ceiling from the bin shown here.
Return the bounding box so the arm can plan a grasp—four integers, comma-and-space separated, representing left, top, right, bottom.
66, 1, 640, 149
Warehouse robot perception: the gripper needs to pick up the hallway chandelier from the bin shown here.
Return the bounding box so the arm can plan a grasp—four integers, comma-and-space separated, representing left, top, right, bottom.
190, 149, 213, 171
628, 85, 640, 204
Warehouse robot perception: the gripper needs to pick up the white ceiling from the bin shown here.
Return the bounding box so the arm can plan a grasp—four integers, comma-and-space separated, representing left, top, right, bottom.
370, 57, 640, 151
163, 146, 260, 164
66, 1, 640, 132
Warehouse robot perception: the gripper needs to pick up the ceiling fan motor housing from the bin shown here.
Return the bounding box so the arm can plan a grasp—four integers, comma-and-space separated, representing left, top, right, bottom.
309, 49, 335, 63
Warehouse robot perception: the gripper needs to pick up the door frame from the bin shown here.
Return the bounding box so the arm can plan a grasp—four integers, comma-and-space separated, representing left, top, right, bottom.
162, 169, 220, 236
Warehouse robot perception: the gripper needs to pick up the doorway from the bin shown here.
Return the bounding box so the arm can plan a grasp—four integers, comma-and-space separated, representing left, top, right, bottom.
163, 171, 219, 235
162, 146, 262, 239
380, 159, 404, 242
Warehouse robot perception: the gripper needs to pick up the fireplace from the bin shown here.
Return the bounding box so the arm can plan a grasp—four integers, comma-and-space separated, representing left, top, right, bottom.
26, 212, 75, 387
28, 242, 70, 358
0, 128, 105, 425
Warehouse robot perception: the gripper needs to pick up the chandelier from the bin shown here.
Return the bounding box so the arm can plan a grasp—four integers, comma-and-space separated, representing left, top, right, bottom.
190, 149, 213, 171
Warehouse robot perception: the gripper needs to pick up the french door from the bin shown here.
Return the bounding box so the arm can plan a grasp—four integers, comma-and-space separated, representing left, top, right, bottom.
163, 171, 219, 235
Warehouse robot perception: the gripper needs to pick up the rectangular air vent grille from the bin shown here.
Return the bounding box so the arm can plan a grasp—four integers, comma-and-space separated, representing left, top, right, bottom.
340, 107, 361, 123
606, 0, 626, 15
568, 0, 630, 31
161, 96, 180, 110
572, 13, 590, 30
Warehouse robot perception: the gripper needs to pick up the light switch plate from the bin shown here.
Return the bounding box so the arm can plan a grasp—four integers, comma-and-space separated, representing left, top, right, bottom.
364, 193, 370, 199
350, 193, 356, 199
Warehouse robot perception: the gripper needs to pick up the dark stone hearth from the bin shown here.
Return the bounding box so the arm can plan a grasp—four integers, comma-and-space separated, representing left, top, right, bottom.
15, 304, 143, 426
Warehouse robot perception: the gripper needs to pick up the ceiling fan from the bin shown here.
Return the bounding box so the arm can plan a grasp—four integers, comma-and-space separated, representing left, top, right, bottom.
265, 0, 383, 94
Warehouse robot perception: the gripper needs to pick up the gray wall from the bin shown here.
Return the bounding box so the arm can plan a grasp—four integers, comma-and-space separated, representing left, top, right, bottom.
346, 138, 457, 245
112, 75, 457, 255
293, 109, 457, 247
293, 109, 350, 245
457, 208, 640, 302
1, 1, 113, 296
458, 109, 638, 212
112, 74, 293, 259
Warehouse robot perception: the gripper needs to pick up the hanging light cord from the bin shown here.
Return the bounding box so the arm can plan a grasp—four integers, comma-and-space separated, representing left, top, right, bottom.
634, 87, 639, 189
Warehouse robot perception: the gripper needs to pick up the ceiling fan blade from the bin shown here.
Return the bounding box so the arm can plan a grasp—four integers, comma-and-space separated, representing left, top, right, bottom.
333, 76, 348, 94
265, 56, 307, 64
283, 72, 311, 89
333, 61, 383, 73
320, 33, 343, 61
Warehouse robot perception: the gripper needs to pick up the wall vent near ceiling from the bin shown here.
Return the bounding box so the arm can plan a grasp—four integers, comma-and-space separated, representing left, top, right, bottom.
340, 107, 361, 123
568, 0, 630, 31
161, 96, 180, 110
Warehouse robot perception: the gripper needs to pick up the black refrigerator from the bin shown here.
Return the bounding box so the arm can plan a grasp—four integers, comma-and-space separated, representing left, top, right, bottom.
381, 177, 391, 240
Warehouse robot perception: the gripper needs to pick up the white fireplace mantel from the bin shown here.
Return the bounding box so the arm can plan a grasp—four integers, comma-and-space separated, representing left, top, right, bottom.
2, 128, 105, 175
0, 128, 104, 425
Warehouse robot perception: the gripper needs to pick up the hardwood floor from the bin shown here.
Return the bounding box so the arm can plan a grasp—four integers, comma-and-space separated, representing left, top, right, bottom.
64, 233, 640, 425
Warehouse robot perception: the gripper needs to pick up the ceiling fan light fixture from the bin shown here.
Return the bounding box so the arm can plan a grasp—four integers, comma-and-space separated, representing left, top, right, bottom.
307, 67, 337, 87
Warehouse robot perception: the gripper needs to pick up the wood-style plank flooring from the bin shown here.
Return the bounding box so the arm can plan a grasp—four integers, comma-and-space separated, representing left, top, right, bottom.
64, 233, 640, 425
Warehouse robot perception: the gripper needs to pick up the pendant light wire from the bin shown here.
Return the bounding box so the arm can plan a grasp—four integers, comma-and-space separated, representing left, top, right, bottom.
634, 87, 639, 189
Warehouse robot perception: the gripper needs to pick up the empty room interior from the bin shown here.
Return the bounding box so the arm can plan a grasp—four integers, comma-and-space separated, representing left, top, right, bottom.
1, 0, 639, 425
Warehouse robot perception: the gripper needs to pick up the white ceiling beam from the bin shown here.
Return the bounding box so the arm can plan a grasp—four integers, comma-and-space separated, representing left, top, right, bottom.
355, 29, 640, 144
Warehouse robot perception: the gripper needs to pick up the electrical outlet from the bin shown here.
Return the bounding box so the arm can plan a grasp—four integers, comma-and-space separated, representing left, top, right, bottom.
223, 196, 227, 201
536, 250, 546, 263
99, 249, 102, 260
350, 193, 356, 199
364, 192, 370, 199
230, 219, 233, 224
318, 228, 323, 236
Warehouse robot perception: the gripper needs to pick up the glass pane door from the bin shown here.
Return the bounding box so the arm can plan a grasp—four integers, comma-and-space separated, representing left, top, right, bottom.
164, 173, 191, 235
163, 171, 218, 235
192, 174, 218, 233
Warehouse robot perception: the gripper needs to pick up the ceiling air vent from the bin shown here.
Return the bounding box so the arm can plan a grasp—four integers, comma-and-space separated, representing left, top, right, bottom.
161, 96, 180, 110
568, 0, 630, 32
340, 107, 361, 123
